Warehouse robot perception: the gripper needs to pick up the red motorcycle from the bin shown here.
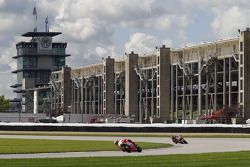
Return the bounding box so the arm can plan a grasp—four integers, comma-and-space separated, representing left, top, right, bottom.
120, 143, 142, 153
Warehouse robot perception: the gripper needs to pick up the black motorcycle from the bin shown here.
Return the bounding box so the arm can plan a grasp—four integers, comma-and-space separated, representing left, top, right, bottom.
171, 136, 188, 144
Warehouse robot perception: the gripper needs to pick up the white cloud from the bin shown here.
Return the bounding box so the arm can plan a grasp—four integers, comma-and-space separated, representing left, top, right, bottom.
125, 32, 172, 55
0, 0, 4, 5
95, 47, 107, 57
0, 16, 14, 32
0, 43, 17, 98
0, 0, 204, 98
211, 6, 250, 38
180, 0, 250, 38
0, 73, 16, 98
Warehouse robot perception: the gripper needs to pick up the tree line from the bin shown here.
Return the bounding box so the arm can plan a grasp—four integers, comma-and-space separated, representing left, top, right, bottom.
0, 95, 10, 112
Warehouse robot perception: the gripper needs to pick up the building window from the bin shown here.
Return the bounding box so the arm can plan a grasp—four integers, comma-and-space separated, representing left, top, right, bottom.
240, 105, 243, 112
23, 71, 35, 78
240, 80, 243, 90
240, 92, 243, 103
53, 57, 65, 70
52, 48, 65, 55
240, 42, 243, 52
240, 54, 243, 65
36, 71, 50, 84
240, 67, 243, 77
157, 108, 160, 117
23, 57, 37, 68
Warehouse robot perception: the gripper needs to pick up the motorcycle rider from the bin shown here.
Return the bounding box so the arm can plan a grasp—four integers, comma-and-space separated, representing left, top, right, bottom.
171, 135, 187, 144
114, 139, 137, 152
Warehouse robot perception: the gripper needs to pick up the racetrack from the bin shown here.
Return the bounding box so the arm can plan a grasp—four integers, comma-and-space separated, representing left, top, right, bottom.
0, 135, 250, 159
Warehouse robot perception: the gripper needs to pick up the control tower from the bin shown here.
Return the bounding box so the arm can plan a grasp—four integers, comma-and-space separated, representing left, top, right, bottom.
11, 17, 70, 112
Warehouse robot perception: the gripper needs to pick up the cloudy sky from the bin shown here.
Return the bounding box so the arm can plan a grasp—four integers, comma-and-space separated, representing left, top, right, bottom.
0, 0, 250, 98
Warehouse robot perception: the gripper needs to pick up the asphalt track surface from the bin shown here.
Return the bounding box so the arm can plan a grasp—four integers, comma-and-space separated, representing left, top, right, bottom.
0, 135, 250, 159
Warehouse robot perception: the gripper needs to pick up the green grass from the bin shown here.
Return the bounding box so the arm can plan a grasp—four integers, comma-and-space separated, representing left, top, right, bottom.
0, 151, 250, 167
1, 131, 250, 138
0, 138, 171, 154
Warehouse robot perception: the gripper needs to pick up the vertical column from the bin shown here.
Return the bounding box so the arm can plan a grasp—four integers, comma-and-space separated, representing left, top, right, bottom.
198, 56, 202, 116
71, 80, 75, 114
145, 70, 148, 120
190, 64, 193, 119
205, 74, 209, 117
175, 65, 178, 120
157, 45, 171, 122
33, 90, 38, 114
170, 65, 174, 120
151, 66, 155, 118
100, 76, 103, 114
62, 66, 71, 113
97, 76, 100, 114
80, 76, 83, 114
84, 79, 88, 114
182, 73, 185, 120
103, 56, 115, 114
240, 28, 250, 119
139, 78, 142, 123
214, 63, 217, 111
92, 77, 97, 114
125, 51, 139, 122
114, 74, 117, 114
76, 79, 80, 114
229, 58, 232, 107
223, 59, 226, 107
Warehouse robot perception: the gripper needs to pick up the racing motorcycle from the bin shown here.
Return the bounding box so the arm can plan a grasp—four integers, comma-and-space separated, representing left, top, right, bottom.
120, 144, 142, 153
171, 136, 188, 144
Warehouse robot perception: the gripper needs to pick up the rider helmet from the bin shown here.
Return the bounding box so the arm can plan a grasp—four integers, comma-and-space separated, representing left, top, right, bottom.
114, 140, 119, 145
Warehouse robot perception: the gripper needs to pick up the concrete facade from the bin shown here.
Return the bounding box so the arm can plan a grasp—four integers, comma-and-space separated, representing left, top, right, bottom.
157, 46, 171, 122
103, 56, 115, 114
47, 28, 250, 123
125, 51, 139, 121
241, 29, 250, 118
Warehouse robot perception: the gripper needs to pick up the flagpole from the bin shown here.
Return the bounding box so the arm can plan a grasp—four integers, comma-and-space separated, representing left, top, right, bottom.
33, 6, 37, 32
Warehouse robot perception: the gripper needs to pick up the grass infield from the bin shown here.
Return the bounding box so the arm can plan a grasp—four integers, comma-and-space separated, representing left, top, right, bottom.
0, 138, 171, 154
0, 151, 250, 167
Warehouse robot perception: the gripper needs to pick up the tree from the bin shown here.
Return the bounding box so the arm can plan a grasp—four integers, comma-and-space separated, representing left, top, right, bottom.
0, 95, 10, 112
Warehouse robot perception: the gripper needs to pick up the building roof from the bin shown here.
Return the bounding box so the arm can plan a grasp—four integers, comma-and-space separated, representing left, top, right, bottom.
11, 68, 51, 74
13, 89, 26, 93
173, 37, 239, 51
22, 32, 61, 37
10, 84, 22, 88
12, 54, 71, 59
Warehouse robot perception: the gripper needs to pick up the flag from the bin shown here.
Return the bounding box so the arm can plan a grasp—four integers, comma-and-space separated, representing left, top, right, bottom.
45, 16, 49, 32
33, 6, 37, 32
45, 16, 48, 24
33, 7, 37, 16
